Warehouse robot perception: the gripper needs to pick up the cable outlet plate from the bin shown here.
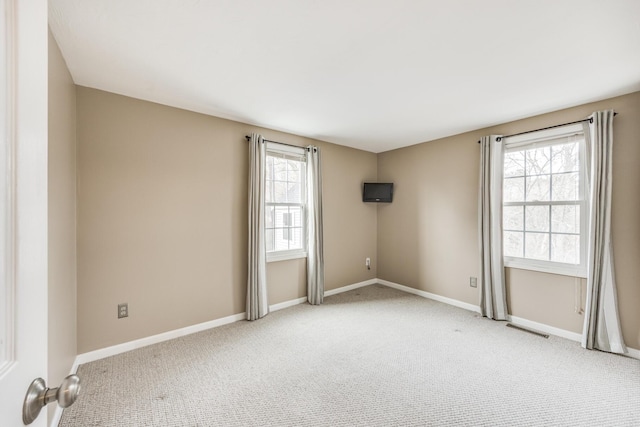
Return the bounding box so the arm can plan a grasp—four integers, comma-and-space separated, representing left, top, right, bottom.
118, 303, 128, 318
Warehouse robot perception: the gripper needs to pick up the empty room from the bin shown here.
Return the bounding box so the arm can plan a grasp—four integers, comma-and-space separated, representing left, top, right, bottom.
1, 1, 639, 426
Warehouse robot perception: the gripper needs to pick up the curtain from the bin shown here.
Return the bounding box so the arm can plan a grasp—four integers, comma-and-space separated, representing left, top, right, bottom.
306, 146, 325, 305
581, 111, 627, 354
247, 133, 269, 320
478, 135, 508, 320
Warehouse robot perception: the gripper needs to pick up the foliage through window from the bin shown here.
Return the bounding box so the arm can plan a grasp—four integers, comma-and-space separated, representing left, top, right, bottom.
502, 124, 587, 277
265, 147, 306, 260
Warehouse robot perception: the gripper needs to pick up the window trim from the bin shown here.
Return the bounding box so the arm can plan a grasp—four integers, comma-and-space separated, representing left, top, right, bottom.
502, 123, 588, 278
267, 249, 308, 263
265, 142, 307, 262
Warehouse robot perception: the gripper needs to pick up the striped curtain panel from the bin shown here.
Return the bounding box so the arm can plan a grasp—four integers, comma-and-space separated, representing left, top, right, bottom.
247, 133, 269, 320
478, 135, 508, 320
306, 146, 325, 305
582, 110, 627, 354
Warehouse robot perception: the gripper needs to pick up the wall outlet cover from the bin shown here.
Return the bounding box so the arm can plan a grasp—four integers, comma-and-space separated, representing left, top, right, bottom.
118, 303, 128, 318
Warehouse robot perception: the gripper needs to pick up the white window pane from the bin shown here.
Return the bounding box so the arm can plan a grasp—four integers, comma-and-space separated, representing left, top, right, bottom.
274, 157, 287, 180
290, 227, 303, 250
504, 177, 524, 202
551, 142, 579, 173
525, 232, 549, 261
504, 231, 524, 258
552, 172, 579, 201
551, 205, 579, 233
265, 156, 306, 256
274, 228, 289, 251
266, 156, 274, 181
504, 151, 525, 178
265, 229, 275, 252
525, 146, 551, 175
274, 181, 287, 203
282, 225, 292, 241
287, 160, 301, 182
551, 234, 579, 264
503, 206, 523, 231
287, 182, 302, 203
290, 206, 303, 227
525, 205, 549, 232
501, 136, 584, 270
265, 180, 274, 203
274, 206, 288, 227
283, 211, 293, 227
526, 175, 550, 201
266, 206, 275, 228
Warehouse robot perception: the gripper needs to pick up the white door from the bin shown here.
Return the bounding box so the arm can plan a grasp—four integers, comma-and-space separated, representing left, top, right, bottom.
0, 0, 49, 426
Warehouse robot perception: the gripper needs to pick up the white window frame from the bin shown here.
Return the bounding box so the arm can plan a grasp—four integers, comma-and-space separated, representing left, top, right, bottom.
265, 143, 308, 263
502, 123, 588, 278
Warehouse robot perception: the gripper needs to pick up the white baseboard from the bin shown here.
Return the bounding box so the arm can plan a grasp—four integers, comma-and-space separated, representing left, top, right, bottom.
61, 275, 639, 423
376, 279, 640, 360
50, 354, 91, 426
51, 277, 639, 427
378, 278, 586, 343
324, 278, 377, 297
508, 315, 582, 342
75, 311, 247, 366
264, 278, 378, 312
71, 278, 377, 368
270, 297, 307, 312
51, 406, 63, 427
377, 279, 481, 314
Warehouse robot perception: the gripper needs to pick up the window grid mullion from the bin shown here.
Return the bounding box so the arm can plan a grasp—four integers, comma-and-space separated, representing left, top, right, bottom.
285, 159, 289, 204
523, 205, 527, 258
523, 229, 579, 236
547, 205, 552, 261
266, 202, 304, 207
548, 149, 555, 262
521, 206, 525, 257
504, 200, 580, 207
503, 135, 585, 272
523, 152, 527, 258
266, 151, 306, 256
288, 205, 292, 250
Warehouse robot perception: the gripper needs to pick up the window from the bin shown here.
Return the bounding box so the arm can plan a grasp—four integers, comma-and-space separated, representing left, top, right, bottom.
502, 123, 587, 277
265, 144, 307, 262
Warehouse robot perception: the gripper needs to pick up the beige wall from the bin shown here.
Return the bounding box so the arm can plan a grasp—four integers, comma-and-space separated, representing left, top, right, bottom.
76, 87, 377, 353
506, 270, 586, 334
378, 91, 640, 350
66, 78, 639, 355
48, 29, 77, 422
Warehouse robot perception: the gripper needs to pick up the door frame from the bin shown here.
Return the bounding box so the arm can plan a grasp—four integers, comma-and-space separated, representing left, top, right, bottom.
0, 0, 49, 425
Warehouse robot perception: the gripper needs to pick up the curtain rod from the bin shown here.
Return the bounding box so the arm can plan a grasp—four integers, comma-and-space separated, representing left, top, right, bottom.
244, 135, 312, 151
476, 112, 617, 144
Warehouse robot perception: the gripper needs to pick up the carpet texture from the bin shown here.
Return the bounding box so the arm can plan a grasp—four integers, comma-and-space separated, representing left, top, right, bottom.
59, 284, 640, 426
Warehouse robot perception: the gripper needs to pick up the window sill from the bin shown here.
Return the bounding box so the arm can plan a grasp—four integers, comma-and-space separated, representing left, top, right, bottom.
267, 251, 308, 263
504, 257, 586, 278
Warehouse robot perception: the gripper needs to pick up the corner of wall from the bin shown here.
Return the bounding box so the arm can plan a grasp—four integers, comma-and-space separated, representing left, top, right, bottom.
47, 26, 78, 424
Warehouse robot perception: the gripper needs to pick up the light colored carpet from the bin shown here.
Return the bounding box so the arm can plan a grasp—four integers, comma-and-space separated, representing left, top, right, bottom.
59, 284, 640, 426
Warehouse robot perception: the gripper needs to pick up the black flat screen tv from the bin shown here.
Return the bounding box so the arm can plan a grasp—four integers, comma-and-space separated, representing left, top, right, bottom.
363, 182, 393, 203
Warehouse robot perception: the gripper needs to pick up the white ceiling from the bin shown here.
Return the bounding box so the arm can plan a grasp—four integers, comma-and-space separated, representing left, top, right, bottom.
49, 0, 640, 153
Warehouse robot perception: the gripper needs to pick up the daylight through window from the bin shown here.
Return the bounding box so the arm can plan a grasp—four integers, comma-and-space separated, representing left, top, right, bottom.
265, 146, 306, 260
502, 124, 587, 277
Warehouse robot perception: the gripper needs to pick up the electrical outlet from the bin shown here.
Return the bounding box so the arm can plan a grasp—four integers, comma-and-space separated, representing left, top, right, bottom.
470, 277, 477, 288
118, 303, 128, 319
365, 257, 371, 270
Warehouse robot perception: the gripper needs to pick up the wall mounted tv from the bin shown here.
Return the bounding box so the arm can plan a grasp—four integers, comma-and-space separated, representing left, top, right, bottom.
363, 182, 394, 203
